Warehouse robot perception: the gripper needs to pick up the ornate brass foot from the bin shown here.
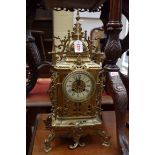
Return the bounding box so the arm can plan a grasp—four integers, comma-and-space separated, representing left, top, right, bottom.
79, 142, 86, 147
69, 127, 85, 149
44, 131, 55, 152
98, 130, 111, 147
69, 137, 85, 149
69, 142, 78, 149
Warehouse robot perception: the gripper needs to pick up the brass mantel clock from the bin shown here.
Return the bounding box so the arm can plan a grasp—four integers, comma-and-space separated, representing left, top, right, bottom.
44, 11, 110, 152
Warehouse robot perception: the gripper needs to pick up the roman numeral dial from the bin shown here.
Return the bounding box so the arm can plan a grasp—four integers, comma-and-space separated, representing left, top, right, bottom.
63, 71, 95, 102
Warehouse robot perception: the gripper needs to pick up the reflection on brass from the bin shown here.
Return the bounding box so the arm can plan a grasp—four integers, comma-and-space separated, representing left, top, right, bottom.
44, 11, 110, 151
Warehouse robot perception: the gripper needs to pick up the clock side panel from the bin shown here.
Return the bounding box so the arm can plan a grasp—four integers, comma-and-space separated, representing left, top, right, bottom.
55, 69, 71, 117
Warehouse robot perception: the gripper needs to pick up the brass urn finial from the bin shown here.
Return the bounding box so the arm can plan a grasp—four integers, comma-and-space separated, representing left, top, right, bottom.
76, 10, 80, 21
72, 10, 83, 39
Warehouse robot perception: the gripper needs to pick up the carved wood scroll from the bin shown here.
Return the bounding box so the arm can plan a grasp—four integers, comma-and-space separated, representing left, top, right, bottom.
106, 72, 129, 155
103, 0, 122, 69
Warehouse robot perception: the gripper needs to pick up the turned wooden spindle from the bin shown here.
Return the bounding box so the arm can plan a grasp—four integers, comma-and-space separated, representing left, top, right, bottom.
102, 0, 129, 155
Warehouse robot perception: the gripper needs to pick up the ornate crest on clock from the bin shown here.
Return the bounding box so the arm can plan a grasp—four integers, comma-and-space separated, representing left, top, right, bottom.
44, 11, 111, 152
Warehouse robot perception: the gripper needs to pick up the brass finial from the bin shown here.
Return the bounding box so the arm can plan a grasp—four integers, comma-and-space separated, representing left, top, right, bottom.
76, 10, 80, 21
71, 10, 83, 39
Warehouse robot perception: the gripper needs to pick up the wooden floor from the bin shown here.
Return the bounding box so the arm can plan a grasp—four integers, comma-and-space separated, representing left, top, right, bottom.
29, 112, 128, 155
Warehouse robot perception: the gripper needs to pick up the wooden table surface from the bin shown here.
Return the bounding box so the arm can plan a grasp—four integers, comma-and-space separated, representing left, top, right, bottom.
29, 112, 128, 155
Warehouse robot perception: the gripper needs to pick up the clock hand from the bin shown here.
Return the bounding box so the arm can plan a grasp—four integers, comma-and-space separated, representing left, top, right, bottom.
78, 75, 81, 85
74, 76, 79, 92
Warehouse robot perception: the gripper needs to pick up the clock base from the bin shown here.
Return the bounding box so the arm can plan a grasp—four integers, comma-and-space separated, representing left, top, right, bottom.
43, 114, 111, 152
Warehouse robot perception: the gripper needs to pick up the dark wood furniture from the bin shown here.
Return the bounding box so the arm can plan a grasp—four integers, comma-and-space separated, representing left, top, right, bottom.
31, 8, 53, 62
26, 4, 53, 94
102, 1, 129, 154
28, 112, 128, 155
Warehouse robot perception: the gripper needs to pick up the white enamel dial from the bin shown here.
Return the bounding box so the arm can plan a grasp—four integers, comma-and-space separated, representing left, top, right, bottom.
63, 71, 95, 102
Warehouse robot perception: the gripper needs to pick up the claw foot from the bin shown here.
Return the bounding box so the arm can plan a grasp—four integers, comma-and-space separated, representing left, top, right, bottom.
69, 135, 85, 149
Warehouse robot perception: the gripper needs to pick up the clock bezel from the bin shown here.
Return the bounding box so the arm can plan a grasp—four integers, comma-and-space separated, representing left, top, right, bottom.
62, 70, 96, 103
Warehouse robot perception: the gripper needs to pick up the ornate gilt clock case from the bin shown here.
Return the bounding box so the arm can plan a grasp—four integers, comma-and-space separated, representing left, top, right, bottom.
44, 12, 110, 152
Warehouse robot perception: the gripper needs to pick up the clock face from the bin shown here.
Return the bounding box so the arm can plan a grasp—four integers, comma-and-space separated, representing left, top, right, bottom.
63, 71, 95, 102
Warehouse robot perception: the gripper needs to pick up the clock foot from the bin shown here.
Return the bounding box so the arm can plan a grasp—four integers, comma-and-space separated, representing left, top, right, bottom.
98, 130, 111, 147
69, 142, 79, 149
43, 131, 55, 152
79, 142, 86, 147
69, 133, 85, 149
